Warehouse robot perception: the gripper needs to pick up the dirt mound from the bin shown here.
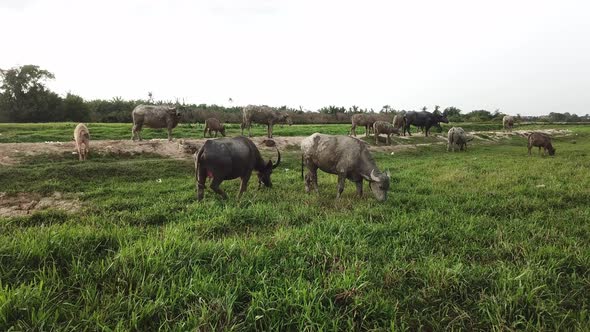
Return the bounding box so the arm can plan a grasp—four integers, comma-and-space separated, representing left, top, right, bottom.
0, 129, 573, 165
0, 192, 81, 218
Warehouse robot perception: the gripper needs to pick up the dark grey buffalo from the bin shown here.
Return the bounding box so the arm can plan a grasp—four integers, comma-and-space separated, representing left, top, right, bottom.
350, 113, 377, 137
203, 118, 226, 137
528, 132, 556, 156
301, 133, 390, 201
403, 111, 449, 137
241, 105, 293, 138
373, 121, 400, 145
194, 136, 281, 201
131, 104, 181, 141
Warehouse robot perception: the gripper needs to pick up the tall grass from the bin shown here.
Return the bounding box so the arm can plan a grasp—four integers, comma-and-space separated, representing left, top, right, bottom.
0, 125, 589, 330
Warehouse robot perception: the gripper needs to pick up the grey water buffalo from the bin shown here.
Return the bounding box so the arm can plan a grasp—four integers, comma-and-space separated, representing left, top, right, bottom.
241, 105, 293, 138
503, 116, 515, 131
74, 123, 90, 161
131, 104, 181, 141
528, 133, 556, 156
392, 114, 406, 134
403, 111, 449, 137
447, 127, 473, 152
373, 121, 400, 145
203, 118, 226, 137
301, 133, 390, 201
194, 136, 281, 201
350, 113, 377, 137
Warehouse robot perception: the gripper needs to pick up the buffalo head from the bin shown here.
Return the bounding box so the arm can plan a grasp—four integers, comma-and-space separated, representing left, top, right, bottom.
436, 114, 449, 124
369, 169, 391, 202
282, 113, 293, 126
258, 147, 281, 188
167, 106, 181, 119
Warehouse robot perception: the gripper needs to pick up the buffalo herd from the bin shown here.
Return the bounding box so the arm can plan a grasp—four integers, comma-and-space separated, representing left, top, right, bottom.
71, 105, 557, 202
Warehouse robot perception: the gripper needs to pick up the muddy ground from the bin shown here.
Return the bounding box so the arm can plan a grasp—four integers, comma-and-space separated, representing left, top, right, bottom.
0, 192, 81, 218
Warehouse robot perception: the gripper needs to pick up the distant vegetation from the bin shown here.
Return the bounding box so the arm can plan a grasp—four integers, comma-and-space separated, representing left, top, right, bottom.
2, 65, 589, 124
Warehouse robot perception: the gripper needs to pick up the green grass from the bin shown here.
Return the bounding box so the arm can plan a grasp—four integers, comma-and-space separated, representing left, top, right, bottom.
0, 121, 582, 143
0, 124, 589, 330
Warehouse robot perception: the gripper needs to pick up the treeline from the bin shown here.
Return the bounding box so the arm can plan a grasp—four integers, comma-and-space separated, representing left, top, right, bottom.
2, 65, 589, 124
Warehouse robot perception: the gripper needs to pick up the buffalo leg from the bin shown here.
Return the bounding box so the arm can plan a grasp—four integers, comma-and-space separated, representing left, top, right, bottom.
528, 145, 532, 156
355, 181, 363, 197
214, 130, 218, 138
336, 174, 346, 198
386, 134, 390, 145
210, 177, 228, 199
203, 126, 208, 138
167, 127, 173, 141
305, 165, 319, 194
351, 125, 356, 137
238, 174, 251, 198
196, 166, 207, 201
248, 123, 252, 137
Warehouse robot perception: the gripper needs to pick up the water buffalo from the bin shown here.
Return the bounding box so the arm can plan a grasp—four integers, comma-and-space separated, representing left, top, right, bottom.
203, 118, 225, 137
131, 104, 181, 141
403, 111, 448, 137
350, 113, 376, 137
301, 133, 390, 201
528, 132, 556, 156
74, 123, 90, 161
392, 114, 406, 134
503, 116, 515, 131
447, 127, 472, 152
241, 105, 293, 138
373, 121, 400, 145
195, 136, 281, 201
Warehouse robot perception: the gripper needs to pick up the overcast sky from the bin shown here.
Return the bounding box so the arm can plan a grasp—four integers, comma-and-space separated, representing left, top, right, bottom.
1, 0, 589, 115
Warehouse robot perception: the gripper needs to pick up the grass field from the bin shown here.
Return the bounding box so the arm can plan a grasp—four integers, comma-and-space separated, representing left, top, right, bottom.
1, 124, 589, 330
0, 121, 583, 143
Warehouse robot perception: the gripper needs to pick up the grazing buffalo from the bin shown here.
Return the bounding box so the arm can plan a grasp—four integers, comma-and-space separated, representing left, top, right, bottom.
350, 113, 376, 137
131, 104, 181, 141
403, 111, 449, 137
301, 133, 390, 201
203, 118, 226, 137
241, 105, 293, 138
373, 121, 400, 145
194, 136, 281, 201
392, 114, 406, 134
447, 127, 472, 152
528, 133, 556, 156
74, 123, 90, 161
503, 116, 515, 131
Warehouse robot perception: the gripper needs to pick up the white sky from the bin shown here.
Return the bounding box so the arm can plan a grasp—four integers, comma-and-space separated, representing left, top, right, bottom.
1, 0, 589, 115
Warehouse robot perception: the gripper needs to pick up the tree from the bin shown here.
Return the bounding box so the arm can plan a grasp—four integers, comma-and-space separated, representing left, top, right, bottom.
421, 106, 428, 112
381, 105, 392, 113
0, 65, 60, 122
60, 93, 90, 122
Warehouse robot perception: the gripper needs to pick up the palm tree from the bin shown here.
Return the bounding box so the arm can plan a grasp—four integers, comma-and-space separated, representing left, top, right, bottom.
421, 106, 428, 112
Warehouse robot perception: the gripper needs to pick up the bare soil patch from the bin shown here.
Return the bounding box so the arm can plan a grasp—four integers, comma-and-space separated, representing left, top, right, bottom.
0, 192, 81, 218
0, 129, 572, 165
